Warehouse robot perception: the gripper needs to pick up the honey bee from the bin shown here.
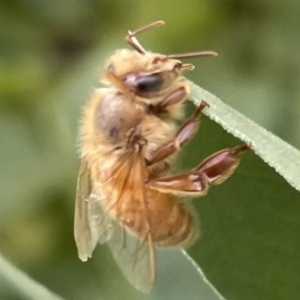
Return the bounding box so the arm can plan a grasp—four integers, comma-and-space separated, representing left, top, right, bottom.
74, 21, 251, 293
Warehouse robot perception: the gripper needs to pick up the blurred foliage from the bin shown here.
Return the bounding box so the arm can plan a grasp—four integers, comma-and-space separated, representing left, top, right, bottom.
0, 0, 299, 300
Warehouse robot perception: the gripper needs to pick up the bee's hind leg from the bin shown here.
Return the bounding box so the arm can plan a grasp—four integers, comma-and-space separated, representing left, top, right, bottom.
146, 101, 209, 166
147, 144, 251, 195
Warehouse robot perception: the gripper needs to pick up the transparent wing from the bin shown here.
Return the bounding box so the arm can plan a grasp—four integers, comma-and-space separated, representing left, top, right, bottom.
74, 158, 94, 261
74, 150, 157, 292
108, 222, 156, 293
106, 149, 156, 293
74, 158, 116, 261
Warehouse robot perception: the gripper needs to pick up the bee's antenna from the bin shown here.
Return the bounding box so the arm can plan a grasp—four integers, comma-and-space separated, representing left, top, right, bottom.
126, 21, 165, 54
167, 51, 218, 60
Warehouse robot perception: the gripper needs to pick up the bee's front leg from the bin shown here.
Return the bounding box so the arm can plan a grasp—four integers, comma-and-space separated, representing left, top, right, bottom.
147, 144, 251, 195
146, 101, 209, 166
158, 86, 189, 109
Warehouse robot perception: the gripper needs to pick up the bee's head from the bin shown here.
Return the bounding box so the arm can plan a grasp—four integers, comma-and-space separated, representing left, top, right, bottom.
103, 49, 189, 97
101, 21, 217, 100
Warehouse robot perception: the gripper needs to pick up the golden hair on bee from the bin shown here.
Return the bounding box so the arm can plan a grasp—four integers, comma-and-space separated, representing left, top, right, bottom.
74, 20, 251, 293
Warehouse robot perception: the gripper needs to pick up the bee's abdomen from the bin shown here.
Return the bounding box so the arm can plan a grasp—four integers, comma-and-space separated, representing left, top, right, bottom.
117, 188, 199, 248
149, 190, 199, 247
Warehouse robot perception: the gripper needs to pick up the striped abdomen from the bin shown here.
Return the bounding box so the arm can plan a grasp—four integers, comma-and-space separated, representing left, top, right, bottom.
115, 187, 199, 248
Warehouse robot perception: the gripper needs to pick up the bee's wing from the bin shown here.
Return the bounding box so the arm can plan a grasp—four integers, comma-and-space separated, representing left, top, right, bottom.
75, 150, 156, 292
108, 221, 156, 293
74, 158, 116, 261
106, 149, 156, 293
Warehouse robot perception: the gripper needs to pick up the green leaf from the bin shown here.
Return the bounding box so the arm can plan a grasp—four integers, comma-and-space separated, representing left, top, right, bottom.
183, 85, 300, 300
189, 82, 300, 192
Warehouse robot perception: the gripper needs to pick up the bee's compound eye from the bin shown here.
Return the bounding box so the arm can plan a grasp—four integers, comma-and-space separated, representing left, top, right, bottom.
135, 74, 163, 93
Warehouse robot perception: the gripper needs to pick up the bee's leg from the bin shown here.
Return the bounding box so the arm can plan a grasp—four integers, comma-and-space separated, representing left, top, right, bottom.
147, 144, 252, 195
158, 86, 189, 109
195, 144, 252, 185
126, 21, 165, 54
147, 171, 210, 196
146, 101, 209, 166
147, 86, 190, 115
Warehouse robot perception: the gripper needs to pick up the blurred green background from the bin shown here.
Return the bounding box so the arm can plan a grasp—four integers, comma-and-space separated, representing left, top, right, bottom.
1, 1, 299, 300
